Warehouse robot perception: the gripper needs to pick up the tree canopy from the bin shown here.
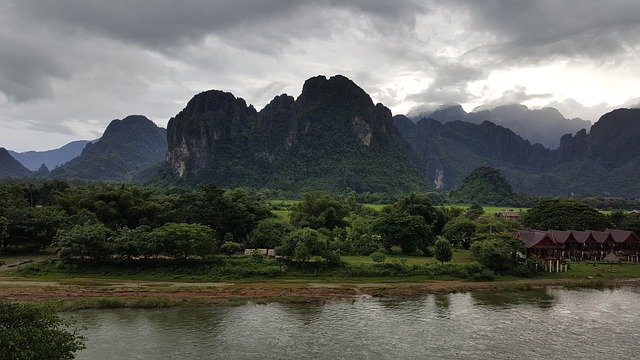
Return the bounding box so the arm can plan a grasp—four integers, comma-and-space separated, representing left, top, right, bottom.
521, 199, 611, 230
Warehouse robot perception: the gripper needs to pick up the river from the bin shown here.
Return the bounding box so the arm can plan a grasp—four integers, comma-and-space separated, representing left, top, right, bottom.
69, 287, 640, 359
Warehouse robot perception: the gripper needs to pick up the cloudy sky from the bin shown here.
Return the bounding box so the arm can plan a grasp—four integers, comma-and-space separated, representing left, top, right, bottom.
1, 0, 639, 151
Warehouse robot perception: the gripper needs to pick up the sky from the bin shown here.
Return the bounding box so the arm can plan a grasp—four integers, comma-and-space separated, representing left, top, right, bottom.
1, 0, 640, 152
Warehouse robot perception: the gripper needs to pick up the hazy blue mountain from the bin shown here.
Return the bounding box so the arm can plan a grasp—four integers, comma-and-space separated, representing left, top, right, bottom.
9, 140, 93, 171
409, 103, 591, 149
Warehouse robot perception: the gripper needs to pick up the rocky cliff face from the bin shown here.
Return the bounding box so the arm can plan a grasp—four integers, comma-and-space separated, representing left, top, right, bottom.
52, 115, 167, 181
165, 75, 426, 193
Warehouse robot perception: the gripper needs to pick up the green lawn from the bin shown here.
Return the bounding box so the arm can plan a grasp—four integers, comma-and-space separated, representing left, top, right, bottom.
343, 250, 474, 266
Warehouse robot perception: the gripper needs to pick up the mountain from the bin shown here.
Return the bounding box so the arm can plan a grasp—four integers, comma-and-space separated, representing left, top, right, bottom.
51, 115, 167, 181
0, 148, 32, 178
394, 115, 551, 190
411, 103, 590, 149
450, 167, 516, 205
399, 107, 640, 198
8, 140, 92, 171
165, 75, 427, 193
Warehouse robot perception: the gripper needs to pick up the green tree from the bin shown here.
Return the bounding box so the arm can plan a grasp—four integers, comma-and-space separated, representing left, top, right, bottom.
390, 193, 438, 225
7, 206, 67, 251
434, 237, 453, 264
150, 223, 217, 260
248, 218, 292, 250
373, 211, 432, 254
0, 301, 85, 360
522, 199, 611, 230
279, 228, 330, 262
442, 217, 477, 249
470, 234, 524, 274
290, 192, 349, 229
110, 225, 153, 260
0, 216, 7, 256
345, 215, 381, 255
369, 251, 386, 264
56, 223, 111, 264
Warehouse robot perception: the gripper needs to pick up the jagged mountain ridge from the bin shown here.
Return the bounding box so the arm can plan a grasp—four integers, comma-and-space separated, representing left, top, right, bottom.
0, 148, 32, 178
165, 75, 427, 193
8, 140, 92, 171
410, 103, 591, 149
398, 108, 640, 197
51, 115, 167, 181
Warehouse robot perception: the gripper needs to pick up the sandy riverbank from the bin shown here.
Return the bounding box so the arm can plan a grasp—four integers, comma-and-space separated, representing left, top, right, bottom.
1, 277, 638, 308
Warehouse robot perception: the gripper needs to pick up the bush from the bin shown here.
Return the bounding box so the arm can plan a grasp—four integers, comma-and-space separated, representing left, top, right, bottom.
434, 237, 453, 264
369, 252, 386, 264
220, 241, 245, 255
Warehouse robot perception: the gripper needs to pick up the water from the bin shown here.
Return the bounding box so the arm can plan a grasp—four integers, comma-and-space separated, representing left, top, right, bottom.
70, 287, 640, 359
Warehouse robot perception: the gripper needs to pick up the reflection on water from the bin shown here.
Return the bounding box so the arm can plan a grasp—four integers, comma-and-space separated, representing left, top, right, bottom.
69, 287, 640, 360
471, 289, 557, 309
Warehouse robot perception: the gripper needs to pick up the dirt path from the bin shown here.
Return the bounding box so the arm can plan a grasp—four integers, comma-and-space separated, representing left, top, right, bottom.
1, 277, 638, 306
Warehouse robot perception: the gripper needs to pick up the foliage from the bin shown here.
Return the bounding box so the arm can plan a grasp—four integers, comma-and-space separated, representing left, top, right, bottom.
220, 241, 245, 255
279, 228, 331, 262
0, 301, 85, 360
521, 199, 611, 230
470, 233, 524, 274
0, 216, 7, 255
442, 217, 477, 249
6, 206, 67, 251
56, 223, 111, 264
369, 251, 386, 263
373, 210, 432, 254
465, 204, 484, 219
344, 215, 381, 255
183, 186, 272, 241
450, 167, 516, 205
434, 237, 454, 264
150, 223, 217, 260
290, 192, 349, 229
248, 218, 292, 249
389, 193, 438, 225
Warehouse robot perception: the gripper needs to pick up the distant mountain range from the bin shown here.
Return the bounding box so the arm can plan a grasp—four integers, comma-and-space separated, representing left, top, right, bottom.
409, 103, 591, 149
8, 140, 92, 171
1, 75, 639, 198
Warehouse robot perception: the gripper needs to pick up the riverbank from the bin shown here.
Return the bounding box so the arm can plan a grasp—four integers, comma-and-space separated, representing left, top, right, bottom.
1, 276, 638, 309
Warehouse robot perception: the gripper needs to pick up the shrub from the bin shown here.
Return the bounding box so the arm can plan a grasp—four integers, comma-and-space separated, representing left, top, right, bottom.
220, 241, 245, 255
369, 252, 386, 264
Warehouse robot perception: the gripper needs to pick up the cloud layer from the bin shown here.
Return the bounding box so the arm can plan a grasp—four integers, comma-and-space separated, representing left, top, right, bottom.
1, 1, 639, 151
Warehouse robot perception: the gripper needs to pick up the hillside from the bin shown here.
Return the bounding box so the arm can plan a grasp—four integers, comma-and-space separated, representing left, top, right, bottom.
449, 167, 516, 205
165, 75, 427, 193
0, 148, 32, 178
51, 115, 167, 181
9, 140, 92, 171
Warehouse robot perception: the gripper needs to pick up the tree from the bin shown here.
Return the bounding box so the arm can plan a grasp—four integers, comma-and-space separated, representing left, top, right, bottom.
110, 225, 152, 260
248, 218, 292, 250
0, 301, 85, 360
522, 199, 611, 230
290, 192, 349, 229
150, 223, 217, 260
470, 234, 524, 274
0, 216, 7, 256
373, 210, 432, 254
369, 251, 386, 264
6, 206, 67, 251
345, 215, 381, 255
465, 204, 484, 219
279, 228, 330, 262
56, 223, 111, 264
434, 237, 453, 264
390, 193, 438, 226
442, 217, 477, 249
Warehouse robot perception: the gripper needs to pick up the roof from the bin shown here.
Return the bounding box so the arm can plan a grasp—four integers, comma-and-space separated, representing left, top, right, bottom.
571, 231, 596, 243
517, 231, 559, 249
548, 230, 576, 244
591, 231, 615, 243
500, 210, 520, 217
606, 229, 640, 243
603, 252, 621, 263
